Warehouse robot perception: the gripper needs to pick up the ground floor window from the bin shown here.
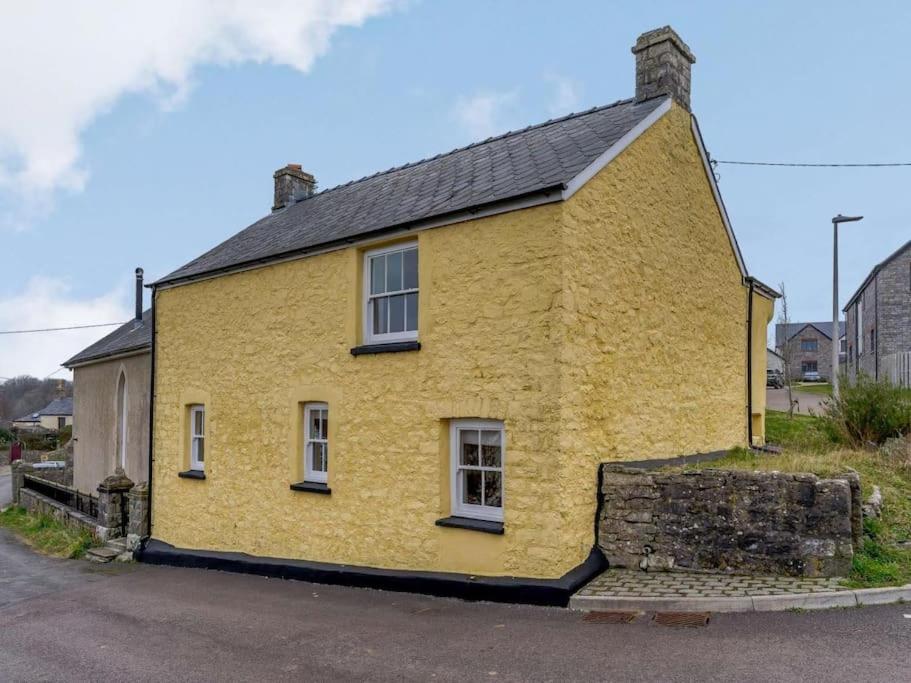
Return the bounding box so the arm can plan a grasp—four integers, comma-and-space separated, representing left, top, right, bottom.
304, 403, 328, 483
801, 361, 818, 373
450, 419, 504, 521
190, 404, 205, 471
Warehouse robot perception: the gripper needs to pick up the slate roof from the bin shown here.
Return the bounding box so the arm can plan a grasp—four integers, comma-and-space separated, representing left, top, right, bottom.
63, 310, 152, 368
15, 396, 73, 421
843, 239, 911, 310
775, 321, 846, 347
154, 96, 668, 286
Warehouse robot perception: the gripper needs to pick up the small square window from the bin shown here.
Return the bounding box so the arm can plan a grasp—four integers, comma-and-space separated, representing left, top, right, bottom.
450, 419, 504, 522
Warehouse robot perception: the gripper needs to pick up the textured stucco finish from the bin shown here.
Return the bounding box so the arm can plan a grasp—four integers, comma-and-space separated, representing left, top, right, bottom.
151, 102, 766, 579
73, 353, 150, 492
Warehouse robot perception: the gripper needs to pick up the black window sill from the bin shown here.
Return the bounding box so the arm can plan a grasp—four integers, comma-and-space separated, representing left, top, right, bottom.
350, 341, 421, 356
435, 516, 504, 535
178, 470, 206, 480
290, 481, 331, 495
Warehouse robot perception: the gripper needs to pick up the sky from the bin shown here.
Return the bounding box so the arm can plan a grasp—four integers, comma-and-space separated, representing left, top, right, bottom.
1, 1, 909, 378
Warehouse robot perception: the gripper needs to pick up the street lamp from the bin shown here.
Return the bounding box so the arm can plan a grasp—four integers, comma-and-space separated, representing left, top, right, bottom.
832, 214, 863, 400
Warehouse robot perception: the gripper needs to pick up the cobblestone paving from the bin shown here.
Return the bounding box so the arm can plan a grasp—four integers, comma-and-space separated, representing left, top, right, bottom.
578, 570, 848, 598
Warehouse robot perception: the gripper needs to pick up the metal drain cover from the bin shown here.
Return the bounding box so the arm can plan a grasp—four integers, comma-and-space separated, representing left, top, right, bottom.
582, 611, 639, 624
653, 612, 711, 627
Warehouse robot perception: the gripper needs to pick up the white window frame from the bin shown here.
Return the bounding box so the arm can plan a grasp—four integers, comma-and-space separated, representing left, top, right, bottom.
363, 241, 419, 345
450, 419, 505, 522
189, 404, 205, 471
303, 403, 329, 484
117, 371, 128, 470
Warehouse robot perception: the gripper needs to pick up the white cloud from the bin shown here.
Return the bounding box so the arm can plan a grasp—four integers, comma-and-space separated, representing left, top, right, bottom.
453, 89, 519, 140
0, 1, 394, 227
0, 277, 133, 379
545, 74, 582, 117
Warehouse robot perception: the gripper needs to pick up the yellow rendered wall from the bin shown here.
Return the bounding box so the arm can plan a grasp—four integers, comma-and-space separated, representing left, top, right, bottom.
750, 291, 775, 444
556, 104, 752, 566
152, 202, 572, 578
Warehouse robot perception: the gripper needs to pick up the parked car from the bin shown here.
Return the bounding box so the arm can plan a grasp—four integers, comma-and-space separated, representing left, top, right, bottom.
766, 369, 784, 389
802, 370, 821, 382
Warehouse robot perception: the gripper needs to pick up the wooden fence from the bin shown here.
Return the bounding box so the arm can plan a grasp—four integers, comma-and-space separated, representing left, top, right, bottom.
882, 352, 911, 388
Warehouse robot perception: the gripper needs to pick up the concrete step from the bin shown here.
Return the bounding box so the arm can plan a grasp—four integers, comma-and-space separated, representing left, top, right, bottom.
105, 537, 128, 552
86, 546, 120, 563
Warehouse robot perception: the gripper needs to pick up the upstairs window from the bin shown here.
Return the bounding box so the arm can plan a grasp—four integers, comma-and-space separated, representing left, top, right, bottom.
190, 405, 205, 471
450, 419, 504, 522
800, 339, 817, 352
364, 242, 418, 344
304, 403, 328, 483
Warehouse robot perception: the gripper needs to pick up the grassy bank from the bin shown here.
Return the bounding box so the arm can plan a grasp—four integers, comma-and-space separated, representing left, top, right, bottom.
677, 411, 911, 588
0, 506, 96, 559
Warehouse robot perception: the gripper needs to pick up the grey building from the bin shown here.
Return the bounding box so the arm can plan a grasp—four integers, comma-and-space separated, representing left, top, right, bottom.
844, 240, 911, 384
775, 321, 845, 382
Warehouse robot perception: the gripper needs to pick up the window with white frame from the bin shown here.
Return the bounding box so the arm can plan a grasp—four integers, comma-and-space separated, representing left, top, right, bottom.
364, 242, 418, 344
189, 405, 205, 470
450, 419, 504, 522
304, 403, 328, 483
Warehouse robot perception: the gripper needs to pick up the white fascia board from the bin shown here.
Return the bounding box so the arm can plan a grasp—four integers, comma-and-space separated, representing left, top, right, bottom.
690, 115, 748, 279
561, 97, 672, 200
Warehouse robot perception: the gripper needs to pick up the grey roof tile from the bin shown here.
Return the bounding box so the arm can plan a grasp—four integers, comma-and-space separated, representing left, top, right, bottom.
154, 96, 667, 286
63, 310, 152, 367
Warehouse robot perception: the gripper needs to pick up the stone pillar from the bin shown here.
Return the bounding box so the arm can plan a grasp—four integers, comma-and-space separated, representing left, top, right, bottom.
11, 461, 34, 506
126, 482, 149, 551
97, 468, 134, 538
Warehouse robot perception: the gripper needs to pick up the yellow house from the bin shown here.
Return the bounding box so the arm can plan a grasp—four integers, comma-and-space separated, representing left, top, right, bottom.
144, 27, 777, 604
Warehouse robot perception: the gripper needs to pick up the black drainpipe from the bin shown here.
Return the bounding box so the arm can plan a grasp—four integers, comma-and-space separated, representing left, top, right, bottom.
145, 286, 156, 545
746, 278, 755, 446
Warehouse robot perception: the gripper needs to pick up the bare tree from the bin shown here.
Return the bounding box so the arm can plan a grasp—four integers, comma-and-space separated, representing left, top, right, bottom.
777, 282, 796, 417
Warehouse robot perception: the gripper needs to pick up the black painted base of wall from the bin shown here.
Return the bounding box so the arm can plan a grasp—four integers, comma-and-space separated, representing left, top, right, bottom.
137, 539, 606, 607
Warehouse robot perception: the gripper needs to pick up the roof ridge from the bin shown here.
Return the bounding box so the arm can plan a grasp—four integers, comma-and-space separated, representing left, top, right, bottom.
299, 97, 639, 202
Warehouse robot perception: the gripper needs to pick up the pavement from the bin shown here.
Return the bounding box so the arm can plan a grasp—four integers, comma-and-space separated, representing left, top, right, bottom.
766, 388, 829, 414
571, 569, 911, 613
0, 532, 910, 681
0, 465, 11, 509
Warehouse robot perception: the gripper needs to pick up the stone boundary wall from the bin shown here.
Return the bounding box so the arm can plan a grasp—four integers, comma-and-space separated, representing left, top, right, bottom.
19, 488, 104, 540
598, 465, 861, 577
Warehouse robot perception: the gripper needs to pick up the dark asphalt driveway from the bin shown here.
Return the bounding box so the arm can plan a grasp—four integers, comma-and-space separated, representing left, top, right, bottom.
0, 530, 908, 682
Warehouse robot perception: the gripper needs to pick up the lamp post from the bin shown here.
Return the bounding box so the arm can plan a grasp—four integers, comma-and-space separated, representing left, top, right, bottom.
832, 214, 863, 400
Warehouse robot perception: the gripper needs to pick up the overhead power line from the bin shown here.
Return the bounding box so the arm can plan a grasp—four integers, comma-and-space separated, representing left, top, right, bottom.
0, 321, 126, 335
712, 159, 911, 168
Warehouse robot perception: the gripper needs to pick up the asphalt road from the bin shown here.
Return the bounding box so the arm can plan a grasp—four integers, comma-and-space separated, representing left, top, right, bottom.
0, 531, 908, 682
766, 388, 828, 414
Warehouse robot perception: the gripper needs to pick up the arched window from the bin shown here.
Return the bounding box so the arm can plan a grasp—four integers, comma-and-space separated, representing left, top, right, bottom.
116, 371, 127, 470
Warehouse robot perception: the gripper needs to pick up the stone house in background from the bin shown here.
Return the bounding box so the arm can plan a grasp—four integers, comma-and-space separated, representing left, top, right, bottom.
775, 321, 845, 381
844, 239, 911, 384
141, 26, 777, 604
12, 395, 73, 431
63, 269, 151, 493
767, 348, 784, 374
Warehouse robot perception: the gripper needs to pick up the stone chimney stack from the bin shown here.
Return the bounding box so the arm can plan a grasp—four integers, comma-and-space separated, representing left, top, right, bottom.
273, 164, 316, 211
632, 26, 696, 110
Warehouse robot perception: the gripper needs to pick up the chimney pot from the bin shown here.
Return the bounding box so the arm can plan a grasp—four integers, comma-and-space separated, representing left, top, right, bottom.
273, 164, 317, 211
632, 26, 696, 110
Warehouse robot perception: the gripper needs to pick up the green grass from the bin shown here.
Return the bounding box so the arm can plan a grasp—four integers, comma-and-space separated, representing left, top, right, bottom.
0, 506, 97, 559
673, 410, 911, 588
794, 382, 833, 396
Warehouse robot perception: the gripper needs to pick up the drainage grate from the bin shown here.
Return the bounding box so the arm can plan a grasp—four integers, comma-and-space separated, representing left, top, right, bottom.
582, 611, 639, 624
653, 612, 711, 628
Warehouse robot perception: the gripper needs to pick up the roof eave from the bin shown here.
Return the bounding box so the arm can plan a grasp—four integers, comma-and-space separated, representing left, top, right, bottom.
64, 344, 151, 370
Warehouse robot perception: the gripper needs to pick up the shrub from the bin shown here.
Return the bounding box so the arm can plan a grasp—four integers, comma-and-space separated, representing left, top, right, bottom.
57, 424, 72, 446
823, 374, 911, 447
0, 427, 12, 444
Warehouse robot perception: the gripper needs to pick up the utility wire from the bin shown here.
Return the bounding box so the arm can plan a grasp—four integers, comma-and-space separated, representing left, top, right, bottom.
0, 321, 126, 335
713, 159, 911, 168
